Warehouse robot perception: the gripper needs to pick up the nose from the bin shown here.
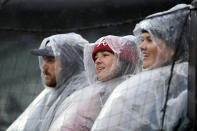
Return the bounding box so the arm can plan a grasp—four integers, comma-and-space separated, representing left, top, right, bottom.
42, 62, 48, 70
139, 42, 147, 51
95, 57, 102, 65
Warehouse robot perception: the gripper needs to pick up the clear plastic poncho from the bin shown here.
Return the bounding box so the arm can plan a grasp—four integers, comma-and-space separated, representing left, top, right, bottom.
47, 35, 141, 131
91, 4, 191, 131
85, 35, 141, 84
7, 33, 89, 131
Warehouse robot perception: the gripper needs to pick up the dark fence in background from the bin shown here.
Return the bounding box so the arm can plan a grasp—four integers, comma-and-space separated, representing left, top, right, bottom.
0, 0, 192, 41
0, 0, 195, 130
0, 31, 43, 130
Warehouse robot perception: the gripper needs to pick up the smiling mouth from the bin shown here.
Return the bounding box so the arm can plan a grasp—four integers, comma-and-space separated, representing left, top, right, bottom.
97, 67, 105, 73
142, 53, 149, 60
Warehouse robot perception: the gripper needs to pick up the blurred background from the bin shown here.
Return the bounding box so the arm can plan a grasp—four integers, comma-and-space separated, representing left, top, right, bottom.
0, 0, 192, 130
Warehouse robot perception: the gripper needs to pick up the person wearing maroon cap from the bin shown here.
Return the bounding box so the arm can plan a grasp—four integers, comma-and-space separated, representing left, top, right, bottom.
91, 35, 140, 82
47, 35, 140, 131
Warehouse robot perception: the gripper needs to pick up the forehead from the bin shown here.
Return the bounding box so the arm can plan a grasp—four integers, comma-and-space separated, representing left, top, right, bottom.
142, 32, 151, 37
43, 56, 55, 60
95, 50, 113, 56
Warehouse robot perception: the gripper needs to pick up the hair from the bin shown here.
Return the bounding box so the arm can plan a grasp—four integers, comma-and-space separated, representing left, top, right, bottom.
141, 29, 148, 33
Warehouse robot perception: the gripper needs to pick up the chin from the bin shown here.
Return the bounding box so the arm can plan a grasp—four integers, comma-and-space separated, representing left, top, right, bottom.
143, 65, 148, 69
98, 75, 113, 82
98, 75, 106, 81
45, 81, 57, 87
143, 62, 151, 68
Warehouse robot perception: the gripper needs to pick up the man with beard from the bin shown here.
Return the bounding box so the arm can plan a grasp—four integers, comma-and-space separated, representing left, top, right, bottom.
7, 33, 89, 131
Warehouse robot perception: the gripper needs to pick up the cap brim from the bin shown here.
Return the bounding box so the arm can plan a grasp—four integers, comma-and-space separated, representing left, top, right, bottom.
31, 48, 54, 57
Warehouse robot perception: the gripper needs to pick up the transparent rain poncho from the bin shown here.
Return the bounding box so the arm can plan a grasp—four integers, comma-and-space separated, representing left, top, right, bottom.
47, 35, 140, 131
91, 4, 192, 131
7, 33, 89, 131
85, 35, 141, 84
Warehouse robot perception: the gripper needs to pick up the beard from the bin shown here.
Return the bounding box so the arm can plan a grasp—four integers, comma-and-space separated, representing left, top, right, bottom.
43, 70, 57, 87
